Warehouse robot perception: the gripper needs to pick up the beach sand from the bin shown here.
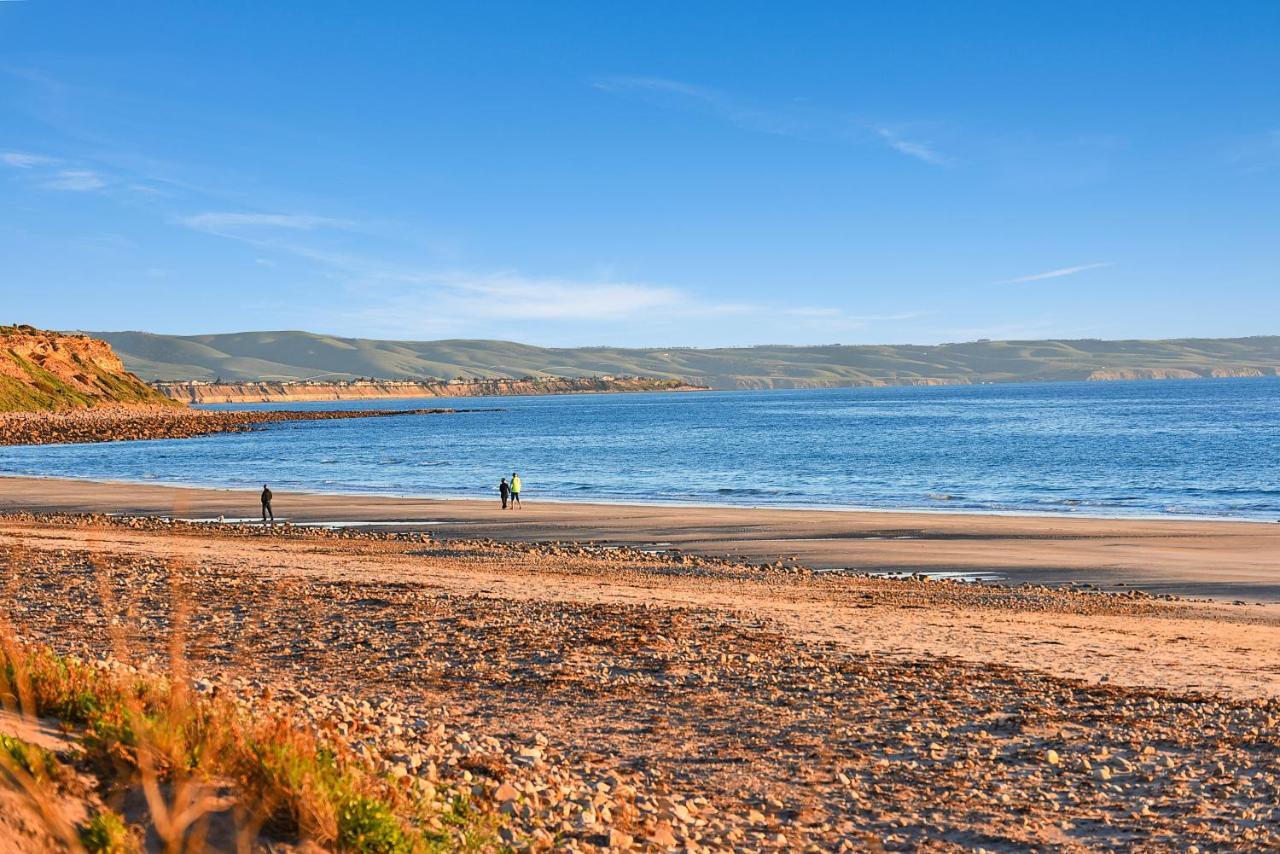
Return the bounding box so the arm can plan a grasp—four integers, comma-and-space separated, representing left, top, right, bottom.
2, 475, 1277, 600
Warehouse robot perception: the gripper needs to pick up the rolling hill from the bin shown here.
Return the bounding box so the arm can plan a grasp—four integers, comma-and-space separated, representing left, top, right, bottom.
94, 330, 1280, 389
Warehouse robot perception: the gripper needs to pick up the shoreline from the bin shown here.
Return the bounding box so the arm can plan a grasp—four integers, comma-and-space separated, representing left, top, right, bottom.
2, 469, 1274, 525
0, 404, 465, 446
4, 474, 1279, 601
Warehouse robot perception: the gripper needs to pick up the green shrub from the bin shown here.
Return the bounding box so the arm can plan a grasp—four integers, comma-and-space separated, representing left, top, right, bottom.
0, 731, 58, 780
338, 796, 412, 853
79, 809, 134, 853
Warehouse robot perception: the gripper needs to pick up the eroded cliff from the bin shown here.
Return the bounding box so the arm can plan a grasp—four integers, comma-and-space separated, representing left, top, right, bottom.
0, 326, 181, 411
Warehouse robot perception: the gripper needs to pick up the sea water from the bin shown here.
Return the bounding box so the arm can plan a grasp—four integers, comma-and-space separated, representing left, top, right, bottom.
2, 378, 1277, 520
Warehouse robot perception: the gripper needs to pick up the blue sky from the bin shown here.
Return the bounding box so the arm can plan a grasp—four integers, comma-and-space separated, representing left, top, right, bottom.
2, 2, 1278, 347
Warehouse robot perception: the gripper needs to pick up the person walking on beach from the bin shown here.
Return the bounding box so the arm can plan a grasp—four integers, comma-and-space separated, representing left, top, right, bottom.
261, 484, 274, 524
510, 472, 522, 508
499, 477, 510, 510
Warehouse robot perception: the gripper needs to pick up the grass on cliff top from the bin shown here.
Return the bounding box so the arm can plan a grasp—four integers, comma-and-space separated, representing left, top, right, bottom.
0, 636, 498, 852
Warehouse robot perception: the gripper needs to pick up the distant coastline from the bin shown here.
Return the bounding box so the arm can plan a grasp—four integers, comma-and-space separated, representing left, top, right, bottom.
96, 329, 1280, 390
153, 376, 707, 404
152, 371, 1279, 404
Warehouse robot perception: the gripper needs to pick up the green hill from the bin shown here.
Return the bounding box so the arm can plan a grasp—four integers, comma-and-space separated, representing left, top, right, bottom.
93, 330, 1280, 389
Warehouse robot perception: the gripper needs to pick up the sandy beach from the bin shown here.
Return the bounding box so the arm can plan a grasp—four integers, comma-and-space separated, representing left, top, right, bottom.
2, 475, 1277, 601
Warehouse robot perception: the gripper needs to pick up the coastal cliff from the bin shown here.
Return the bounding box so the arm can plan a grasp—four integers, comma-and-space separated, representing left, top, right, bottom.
723, 376, 971, 390
0, 326, 180, 411
154, 376, 707, 404
1085, 367, 1276, 381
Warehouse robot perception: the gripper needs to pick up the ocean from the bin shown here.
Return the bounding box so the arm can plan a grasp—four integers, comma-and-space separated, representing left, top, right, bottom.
2, 378, 1278, 520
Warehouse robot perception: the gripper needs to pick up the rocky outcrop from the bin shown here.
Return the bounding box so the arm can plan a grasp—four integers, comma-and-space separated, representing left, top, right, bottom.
0, 326, 179, 411
153, 376, 706, 404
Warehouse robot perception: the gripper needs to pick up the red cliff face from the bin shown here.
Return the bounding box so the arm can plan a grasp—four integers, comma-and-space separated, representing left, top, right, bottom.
0, 326, 179, 410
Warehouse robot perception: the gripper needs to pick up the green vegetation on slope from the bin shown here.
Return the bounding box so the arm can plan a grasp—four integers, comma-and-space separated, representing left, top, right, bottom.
95, 329, 1280, 388
1, 326, 179, 412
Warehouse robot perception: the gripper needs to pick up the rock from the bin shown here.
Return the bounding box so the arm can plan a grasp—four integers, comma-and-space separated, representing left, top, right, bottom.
648, 823, 677, 848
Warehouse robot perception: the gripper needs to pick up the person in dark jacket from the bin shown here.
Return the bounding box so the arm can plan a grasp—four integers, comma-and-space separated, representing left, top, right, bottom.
261, 484, 274, 524
499, 477, 510, 509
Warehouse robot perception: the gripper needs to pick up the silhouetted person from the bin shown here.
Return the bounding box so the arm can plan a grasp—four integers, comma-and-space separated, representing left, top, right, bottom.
510, 472, 522, 508
261, 484, 274, 524
499, 477, 510, 509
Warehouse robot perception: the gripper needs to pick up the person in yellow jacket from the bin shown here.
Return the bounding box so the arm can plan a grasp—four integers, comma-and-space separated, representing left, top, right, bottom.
510, 472, 522, 508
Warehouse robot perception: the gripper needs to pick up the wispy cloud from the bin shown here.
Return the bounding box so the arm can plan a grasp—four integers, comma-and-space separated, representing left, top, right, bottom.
340, 272, 917, 337
179, 212, 352, 232
1001, 262, 1114, 285
593, 75, 950, 166
422, 271, 685, 321
187, 210, 914, 332
0, 151, 53, 168
178, 216, 691, 324
872, 127, 949, 166
1, 151, 112, 192
43, 169, 106, 191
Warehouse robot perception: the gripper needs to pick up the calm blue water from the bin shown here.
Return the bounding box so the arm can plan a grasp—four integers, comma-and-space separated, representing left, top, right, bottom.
2, 379, 1278, 520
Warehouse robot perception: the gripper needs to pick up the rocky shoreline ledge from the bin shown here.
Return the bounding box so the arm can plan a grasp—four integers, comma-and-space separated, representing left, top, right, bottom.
0, 405, 466, 446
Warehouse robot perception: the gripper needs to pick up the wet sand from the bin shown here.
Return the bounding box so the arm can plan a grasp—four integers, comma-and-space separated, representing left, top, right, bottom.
2, 475, 1278, 601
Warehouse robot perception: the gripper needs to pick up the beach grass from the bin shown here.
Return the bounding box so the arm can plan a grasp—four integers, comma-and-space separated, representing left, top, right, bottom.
0, 631, 500, 852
